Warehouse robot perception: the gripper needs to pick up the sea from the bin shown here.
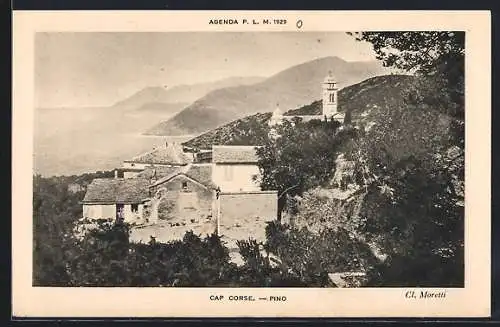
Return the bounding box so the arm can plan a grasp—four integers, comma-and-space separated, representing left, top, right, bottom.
34, 107, 194, 177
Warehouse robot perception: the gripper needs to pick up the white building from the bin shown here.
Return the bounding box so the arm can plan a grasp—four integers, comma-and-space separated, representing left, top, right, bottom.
211, 145, 262, 192
322, 71, 340, 118
268, 103, 284, 127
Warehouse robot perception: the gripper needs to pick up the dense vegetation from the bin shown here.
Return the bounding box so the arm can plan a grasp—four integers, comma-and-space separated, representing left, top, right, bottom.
33, 171, 114, 285
33, 32, 464, 288
34, 175, 371, 287
253, 32, 464, 286
348, 32, 465, 286
256, 118, 357, 220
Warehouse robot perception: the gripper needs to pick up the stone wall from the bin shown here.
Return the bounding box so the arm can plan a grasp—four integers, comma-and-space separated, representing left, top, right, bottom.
151, 175, 214, 223
218, 191, 277, 226
216, 191, 278, 246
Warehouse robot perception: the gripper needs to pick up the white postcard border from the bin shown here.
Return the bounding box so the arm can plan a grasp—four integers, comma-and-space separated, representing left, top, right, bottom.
12, 10, 491, 318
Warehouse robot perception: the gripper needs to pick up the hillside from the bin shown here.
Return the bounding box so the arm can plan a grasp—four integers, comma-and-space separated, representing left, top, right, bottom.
161, 76, 265, 104
182, 113, 272, 150
133, 102, 189, 115
145, 57, 391, 136
181, 74, 415, 150
284, 74, 415, 117
112, 76, 264, 111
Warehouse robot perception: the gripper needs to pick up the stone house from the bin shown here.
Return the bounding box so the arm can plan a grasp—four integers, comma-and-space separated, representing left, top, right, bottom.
331, 154, 357, 190
82, 164, 217, 225
81, 145, 278, 237
146, 164, 218, 224
81, 178, 150, 224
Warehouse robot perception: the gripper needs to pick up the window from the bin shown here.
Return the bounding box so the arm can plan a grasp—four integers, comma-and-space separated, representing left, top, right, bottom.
329, 93, 335, 103
182, 181, 188, 189
131, 203, 139, 213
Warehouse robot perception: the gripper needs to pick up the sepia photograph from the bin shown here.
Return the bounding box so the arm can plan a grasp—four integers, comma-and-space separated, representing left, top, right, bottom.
32, 30, 465, 288
13, 11, 490, 318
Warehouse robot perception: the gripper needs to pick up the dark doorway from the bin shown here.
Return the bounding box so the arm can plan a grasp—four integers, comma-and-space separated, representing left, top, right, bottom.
116, 204, 125, 222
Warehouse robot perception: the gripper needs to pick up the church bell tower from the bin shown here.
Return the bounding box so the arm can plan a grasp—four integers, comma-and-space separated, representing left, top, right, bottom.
322, 71, 339, 118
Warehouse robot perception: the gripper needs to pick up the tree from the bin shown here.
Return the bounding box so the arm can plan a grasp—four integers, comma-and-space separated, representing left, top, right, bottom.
255, 119, 347, 220
235, 238, 306, 287
348, 32, 465, 139
345, 32, 465, 286
359, 152, 464, 286
32, 175, 83, 285
33, 173, 240, 287
261, 221, 377, 287
67, 222, 240, 287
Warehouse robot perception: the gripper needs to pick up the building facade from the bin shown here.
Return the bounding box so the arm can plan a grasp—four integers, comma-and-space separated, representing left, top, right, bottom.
322, 71, 339, 118
211, 145, 262, 192
147, 164, 217, 224
81, 178, 150, 224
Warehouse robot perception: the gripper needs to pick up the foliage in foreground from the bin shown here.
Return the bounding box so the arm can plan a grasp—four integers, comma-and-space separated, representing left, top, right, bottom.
33, 172, 378, 287
69, 220, 239, 287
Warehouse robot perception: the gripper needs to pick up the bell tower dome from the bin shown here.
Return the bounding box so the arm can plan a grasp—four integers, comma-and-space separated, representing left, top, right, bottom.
269, 102, 283, 127
322, 71, 339, 118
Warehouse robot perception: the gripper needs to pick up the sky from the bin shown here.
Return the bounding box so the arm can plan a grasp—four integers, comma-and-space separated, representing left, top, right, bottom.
35, 32, 378, 108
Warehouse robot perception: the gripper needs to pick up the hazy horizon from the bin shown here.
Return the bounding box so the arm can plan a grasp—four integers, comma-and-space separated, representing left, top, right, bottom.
35, 32, 378, 108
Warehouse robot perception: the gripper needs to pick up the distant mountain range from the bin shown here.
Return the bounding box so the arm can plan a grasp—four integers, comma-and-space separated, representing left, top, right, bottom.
181, 74, 415, 150
111, 76, 265, 112
144, 56, 392, 136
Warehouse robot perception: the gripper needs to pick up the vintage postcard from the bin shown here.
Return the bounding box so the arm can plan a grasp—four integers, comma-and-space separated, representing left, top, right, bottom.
12, 10, 491, 318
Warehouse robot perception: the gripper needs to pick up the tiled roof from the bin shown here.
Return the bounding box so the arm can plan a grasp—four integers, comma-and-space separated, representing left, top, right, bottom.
135, 166, 183, 179
117, 167, 145, 172
125, 142, 193, 165
212, 145, 260, 164
82, 178, 150, 204
152, 164, 217, 189
185, 164, 216, 188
